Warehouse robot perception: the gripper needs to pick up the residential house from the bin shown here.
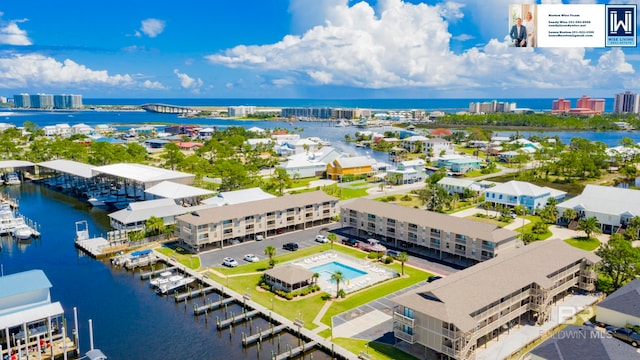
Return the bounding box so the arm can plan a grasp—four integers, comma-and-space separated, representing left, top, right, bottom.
486, 181, 567, 213
556, 185, 640, 234
278, 147, 343, 178
326, 156, 376, 180
424, 138, 454, 157
391, 240, 600, 360
437, 177, 494, 195
386, 159, 426, 184
340, 198, 519, 266
596, 279, 640, 328
71, 123, 93, 136
401, 135, 429, 153
175, 191, 338, 252
197, 127, 215, 140
527, 325, 640, 360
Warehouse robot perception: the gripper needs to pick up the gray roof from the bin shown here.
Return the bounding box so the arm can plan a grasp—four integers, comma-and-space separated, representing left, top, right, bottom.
558, 185, 640, 217
391, 241, 600, 332
201, 187, 276, 206
265, 265, 314, 285
0, 269, 51, 300
0, 160, 35, 169
597, 279, 640, 318
92, 163, 194, 185
38, 159, 95, 178
333, 156, 376, 168
144, 181, 214, 199
529, 325, 640, 360
108, 198, 187, 225
342, 198, 517, 243
487, 180, 565, 198
177, 191, 337, 226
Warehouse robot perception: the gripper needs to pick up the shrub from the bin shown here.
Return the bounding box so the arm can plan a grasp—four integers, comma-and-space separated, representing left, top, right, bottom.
400, 194, 412, 201
337, 289, 346, 298
385, 195, 397, 202
367, 252, 379, 259
383, 256, 394, 264
380, 197, 390, 202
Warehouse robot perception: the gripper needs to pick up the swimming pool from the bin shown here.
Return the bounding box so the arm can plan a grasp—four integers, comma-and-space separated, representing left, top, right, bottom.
309, 261, 367, 283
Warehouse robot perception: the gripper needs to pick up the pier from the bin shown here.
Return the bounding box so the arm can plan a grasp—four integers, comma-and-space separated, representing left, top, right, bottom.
174, 285, 216, 302
193, 297, 236, 315
141, 103, 198, 114
242, 324, 287, 346
273, 341, 318, 360
216, 310, 261, 329
140, 266, 177, 280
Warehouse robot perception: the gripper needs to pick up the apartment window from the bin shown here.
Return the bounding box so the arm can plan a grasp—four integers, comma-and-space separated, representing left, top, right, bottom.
403, 307, 414, 319
367, 214, 376, 220
222, 219, 232, 225
245, 215, 254, 221
197, 224, 208, 230
223, 229, 232, 235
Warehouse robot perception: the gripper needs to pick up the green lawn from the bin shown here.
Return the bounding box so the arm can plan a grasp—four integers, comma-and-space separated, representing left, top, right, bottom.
155, 246, 200, 270
466, 215, 510, 227
517, 215, 554, 241
564, 237, 601, 251
334, 338, 418, 360
290, 176, 321, 188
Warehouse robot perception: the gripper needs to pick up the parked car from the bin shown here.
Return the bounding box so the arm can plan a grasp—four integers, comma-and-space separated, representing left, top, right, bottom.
283, 242, 299, 251
243, 254, 259, 262
386, 250, 401, 258
427, 275, 443, 283
255, 235, 264, 241
222, 257, 239, 267
362, 238, 387, 252
342, 238, 359, 247
315, 235, 328, 243
610, 327, 640, 347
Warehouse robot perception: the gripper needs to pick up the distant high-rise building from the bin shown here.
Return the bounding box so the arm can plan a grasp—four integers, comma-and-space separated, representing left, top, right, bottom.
227, 105, 256, 117
468, 100, 516, 114
576, 95, 605, 114
281, 107, 334, 119
13, 93, 81, 109
613, 91, 640, 114
551, 98, 571, 113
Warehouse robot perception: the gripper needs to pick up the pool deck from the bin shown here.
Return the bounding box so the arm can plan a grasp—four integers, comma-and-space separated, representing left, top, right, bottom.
289, 251, 397, 296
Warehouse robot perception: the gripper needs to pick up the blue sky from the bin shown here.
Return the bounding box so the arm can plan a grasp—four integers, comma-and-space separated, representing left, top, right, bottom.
0, 0, 638, 98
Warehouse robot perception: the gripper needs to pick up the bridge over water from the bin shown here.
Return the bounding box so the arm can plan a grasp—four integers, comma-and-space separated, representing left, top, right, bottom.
141, 103, 198, 114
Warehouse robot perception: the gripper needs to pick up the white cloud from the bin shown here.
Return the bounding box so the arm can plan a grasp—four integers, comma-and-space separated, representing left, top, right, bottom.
138, 18, 166, 38
206, 0, 636, 95
0, 20, 32, 45
453, 34, 474, 41
173, 69, 203, 93
0, 53, 167, 90
143, 80, 167, 90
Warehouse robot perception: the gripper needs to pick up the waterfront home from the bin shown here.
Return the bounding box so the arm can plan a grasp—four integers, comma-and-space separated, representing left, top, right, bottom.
605, 146, 640, 163
556, 185, 640, 234
197, 127, 215, 140
109, 198, 187, 231
278, 147, 343, 178
176, 191, 338, 252
326, 156, 376, 180
423, 137, 454, 156
340, 198, 519, 266
527, 325, 640, 360
70, 123, 93, 136
485, 180, 566, 213
401, 135, 429, 153
245, 138, 274, 149
0, 270, 66, 358
596, 279, 640, 329
276, 138, 320, 156
386, 159, 426, 184
43, 123, 71, 137
437, 156, 483, 173
391, 240, 599, 360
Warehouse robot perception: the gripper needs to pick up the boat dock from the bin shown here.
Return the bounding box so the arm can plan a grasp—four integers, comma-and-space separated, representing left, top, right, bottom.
174, 285, 216, 302
216, 309, 260, 329
193, 296, 236, 315
242, 324, 287, 346
273, 341, 318, 360
140, 266, 177, 280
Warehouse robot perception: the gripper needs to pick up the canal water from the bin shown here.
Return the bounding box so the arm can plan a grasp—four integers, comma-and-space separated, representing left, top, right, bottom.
0, 183, 328, 359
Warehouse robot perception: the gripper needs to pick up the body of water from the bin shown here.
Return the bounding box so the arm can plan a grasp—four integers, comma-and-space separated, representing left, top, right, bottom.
1, 183, 327, 359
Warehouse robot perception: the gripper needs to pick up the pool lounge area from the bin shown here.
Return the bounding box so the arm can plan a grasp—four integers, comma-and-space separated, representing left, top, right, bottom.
290, 251, 397, 296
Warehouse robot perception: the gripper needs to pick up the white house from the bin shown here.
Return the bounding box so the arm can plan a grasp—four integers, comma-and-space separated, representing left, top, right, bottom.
401, 135, 429, 153
485, 180, 566, 212
245, 138, 274, 148
556, 185, 640, 234
278, 147, 343, 178
276, 138, 320, 156
197, 127, 215, 139
386, 159, 426, 184
424, 138, 453, 156
437, 177, 493, 195
71, 123, 93, 136
596, 279, 640, 328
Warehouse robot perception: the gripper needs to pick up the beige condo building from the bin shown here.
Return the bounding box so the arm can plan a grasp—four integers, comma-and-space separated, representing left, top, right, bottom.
391, 240, 599, 360
175, 191, 338, 252
340, 198, 519, 265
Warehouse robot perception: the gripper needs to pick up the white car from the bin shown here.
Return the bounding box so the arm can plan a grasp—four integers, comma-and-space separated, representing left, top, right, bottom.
315, 235, 328, 243
244, 254, 259, 262
222, 257, 239, 267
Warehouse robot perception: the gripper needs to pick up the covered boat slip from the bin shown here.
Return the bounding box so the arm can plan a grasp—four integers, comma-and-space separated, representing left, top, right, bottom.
35, 160, 197, 204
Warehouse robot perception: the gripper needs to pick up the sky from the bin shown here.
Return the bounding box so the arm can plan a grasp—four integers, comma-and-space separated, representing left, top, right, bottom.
0, 0, 639, 99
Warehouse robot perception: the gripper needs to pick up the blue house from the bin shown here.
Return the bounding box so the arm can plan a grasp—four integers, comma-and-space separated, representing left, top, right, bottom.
0, 270, 65, 358
437, 157, 482, 173
485, 180, 567, 213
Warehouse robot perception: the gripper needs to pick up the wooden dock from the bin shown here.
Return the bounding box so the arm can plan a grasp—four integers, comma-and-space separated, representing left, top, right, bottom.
175, 285, 216, 302
242, 324, 287, 346
140, 266, 177, 280
194, 296, 236, 315
274, 341, 318, 360
217, 310, 260, 329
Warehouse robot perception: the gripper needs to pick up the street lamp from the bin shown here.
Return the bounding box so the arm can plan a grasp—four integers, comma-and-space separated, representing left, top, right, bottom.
271, 297, 274, 310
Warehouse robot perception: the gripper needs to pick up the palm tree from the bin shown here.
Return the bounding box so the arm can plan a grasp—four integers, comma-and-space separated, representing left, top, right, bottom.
577, 217, 602, 239
327, 233, 337, 250
145, 216, 165, 236
264, 245, 276, 268
312, 272, 320, 285
396, 252, 409, 276
482, 201, 493, 216
331, 271, 345, 297
513, 205, 527, 238
562, 208, 577, 224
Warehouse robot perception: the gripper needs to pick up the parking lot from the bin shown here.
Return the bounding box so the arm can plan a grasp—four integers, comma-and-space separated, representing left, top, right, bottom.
199, 223, 342, 268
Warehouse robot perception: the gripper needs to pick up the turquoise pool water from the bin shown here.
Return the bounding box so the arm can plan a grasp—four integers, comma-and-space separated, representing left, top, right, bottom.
310, 261, 367, 282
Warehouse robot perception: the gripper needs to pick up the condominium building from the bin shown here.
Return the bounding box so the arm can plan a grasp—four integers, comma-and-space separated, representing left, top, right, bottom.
391, 240, 600, 360
13, 93, 82, 109
468, 100, 516, 114
575, 95, 605, 114
281, 107, 333, 119
227, 105, 256, 117
613, 91, 640, 114
551, 98, 571, 113
54, 94, 83, 109
340, 199, 519, 265
175, 191, 339, 252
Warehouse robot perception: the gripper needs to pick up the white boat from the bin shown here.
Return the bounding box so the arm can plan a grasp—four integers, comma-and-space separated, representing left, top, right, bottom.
88, 197, 108, 207
149, 272, 177, 287
5, 172, 21, 185
11, 217, 34, 240
156, 277, 195, 295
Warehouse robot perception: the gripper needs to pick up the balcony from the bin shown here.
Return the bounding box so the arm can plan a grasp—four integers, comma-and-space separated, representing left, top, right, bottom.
393, 329, 415, 344
455, 236, 467, 244
393, 312, 415, 327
